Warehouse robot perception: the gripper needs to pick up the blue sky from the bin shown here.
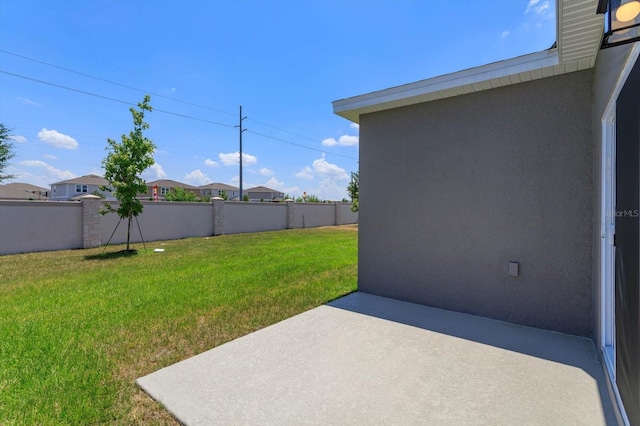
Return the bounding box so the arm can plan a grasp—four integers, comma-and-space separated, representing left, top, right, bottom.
0, 0, 555, 200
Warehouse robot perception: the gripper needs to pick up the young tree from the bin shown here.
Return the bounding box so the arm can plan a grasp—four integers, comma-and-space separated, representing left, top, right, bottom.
0, 123, 16, 182
347, 170, 359, 212
101, 95, 156, 251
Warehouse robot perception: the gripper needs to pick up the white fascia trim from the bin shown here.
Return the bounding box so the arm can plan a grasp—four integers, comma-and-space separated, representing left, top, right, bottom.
333, 49, 559, 118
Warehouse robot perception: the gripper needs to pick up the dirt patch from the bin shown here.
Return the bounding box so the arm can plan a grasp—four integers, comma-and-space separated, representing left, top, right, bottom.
129, 389, 180, 425
323, 224, 358, 231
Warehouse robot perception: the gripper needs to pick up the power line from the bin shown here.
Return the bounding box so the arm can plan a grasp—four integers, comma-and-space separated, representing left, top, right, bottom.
246, 130, 358, 160
0, 49, 236, 117
247, 118, 321, 144
1, 49, 359, 154
0, 69, 358, 160
0, 70, 236, 128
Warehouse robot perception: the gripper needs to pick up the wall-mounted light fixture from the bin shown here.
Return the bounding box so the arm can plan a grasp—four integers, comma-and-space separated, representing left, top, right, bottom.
598, 0, 640, 48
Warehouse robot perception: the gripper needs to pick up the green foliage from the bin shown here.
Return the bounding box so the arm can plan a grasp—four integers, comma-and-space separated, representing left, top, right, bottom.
91, 190, 105, 199
165, 187, 197, 202
347, 170, 359, 212
0, 123, 16, 182
101, 96, 156, 250
0, 228, 357, 424
219, 190, 228, 200
306, 194, 320, 203
243, 194, 250, 202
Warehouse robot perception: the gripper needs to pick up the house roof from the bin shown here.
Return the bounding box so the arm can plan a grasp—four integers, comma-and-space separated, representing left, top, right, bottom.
333, 0, 603, 122
4, 182, 48, 193
246, 186, 282, 193
199, 182, 239, 191
146, 179, 198, 189
51, 174, 109, 186
0, 185, 47, 200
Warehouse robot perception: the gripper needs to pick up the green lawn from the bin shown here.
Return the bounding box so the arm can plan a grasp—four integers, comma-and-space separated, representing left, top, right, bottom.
0, 227, 358, 425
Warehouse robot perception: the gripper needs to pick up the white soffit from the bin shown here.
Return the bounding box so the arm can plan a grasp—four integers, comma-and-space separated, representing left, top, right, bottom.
333, 0, 603, 123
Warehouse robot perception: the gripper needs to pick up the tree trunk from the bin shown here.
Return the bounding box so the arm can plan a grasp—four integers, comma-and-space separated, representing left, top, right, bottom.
126, 214, 132, 251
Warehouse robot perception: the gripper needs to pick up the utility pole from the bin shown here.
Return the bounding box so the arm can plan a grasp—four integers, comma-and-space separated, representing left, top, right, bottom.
236, 105, 247, 201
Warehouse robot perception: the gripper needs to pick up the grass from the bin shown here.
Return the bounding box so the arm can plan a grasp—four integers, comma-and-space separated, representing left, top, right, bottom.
0, 226, 358, 425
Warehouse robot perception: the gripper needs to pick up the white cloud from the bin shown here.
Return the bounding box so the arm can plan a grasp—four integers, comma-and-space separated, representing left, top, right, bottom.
525, 0, 539, 13
317, 177, 348, 201
259, 167, 274, 176
295, 166, 314, 180
142, 163, 167, 180
204, 158, 218, 167
338, 135, 359, 146
264, 177, 299, 195
19, 160, 76, 182
299, 154, 351, 200
37, 128, 78, 150
219, 151, 258, 166
525, 0, 551, 16
501, 30, 510, 38
312, 154, 349, 180
10, 135, 27, 143
322, 135, 358, 147
350, 122, 360, 130
183, 169, 212, 186
321, 137, 338, 147
43, 154, 58, 160
18, 97, 40, 106
229, 176, 260, 190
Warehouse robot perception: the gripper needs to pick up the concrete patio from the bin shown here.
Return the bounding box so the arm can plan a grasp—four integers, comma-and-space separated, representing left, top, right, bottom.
137, 292, 616, 425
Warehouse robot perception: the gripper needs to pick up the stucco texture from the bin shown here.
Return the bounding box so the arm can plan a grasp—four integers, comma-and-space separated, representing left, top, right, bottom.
359, 69, 595, 336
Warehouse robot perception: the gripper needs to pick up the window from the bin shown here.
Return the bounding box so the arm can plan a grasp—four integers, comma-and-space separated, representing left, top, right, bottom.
75, 184, 88, 193
160, 187, 170, 195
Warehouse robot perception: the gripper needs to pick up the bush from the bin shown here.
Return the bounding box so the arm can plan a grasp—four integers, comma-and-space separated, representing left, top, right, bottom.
165, 187, 197, 202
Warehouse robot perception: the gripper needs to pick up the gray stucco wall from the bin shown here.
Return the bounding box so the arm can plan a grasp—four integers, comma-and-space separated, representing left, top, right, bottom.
0, 201, 82, 254
224, 202, 288, 234
591, 44, 636, 351
359, 69, 594, 336
292, 203, 335, 228
336, 202, 359, 225
0, 200, 357, 255
101, 201, 213, 245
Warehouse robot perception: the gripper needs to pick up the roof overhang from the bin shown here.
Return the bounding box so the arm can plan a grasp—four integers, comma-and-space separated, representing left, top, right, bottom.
333, 0, 604, 123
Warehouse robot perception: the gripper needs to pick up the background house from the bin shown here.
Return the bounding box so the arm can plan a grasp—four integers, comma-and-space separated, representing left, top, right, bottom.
144, 179, 199, 200
50, 174, 113, 201
0, 183, 49, 200
333, 1, 638, 423
199, 183, 240, 200
245, 186, 284, 202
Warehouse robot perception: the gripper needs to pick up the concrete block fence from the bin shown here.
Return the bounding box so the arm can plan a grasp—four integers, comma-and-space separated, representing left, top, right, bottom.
0, 197, 357, 255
